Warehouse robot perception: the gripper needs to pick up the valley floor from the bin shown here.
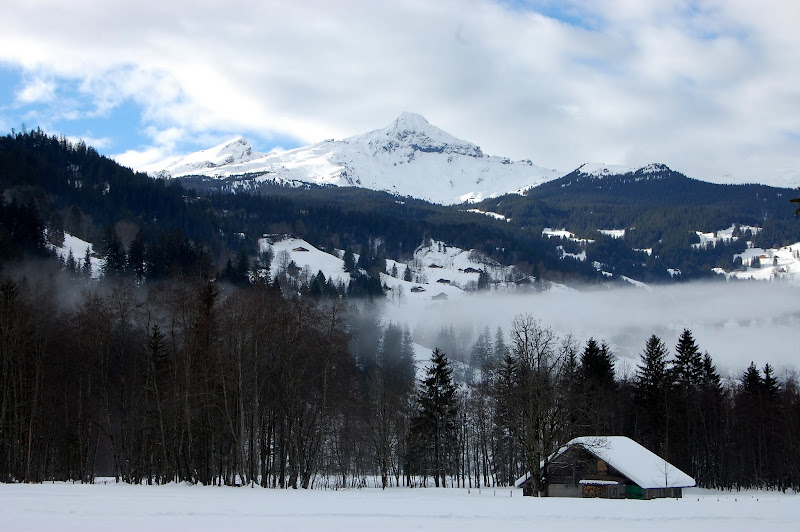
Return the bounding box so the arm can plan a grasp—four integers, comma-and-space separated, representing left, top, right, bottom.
0, 482, 796, 531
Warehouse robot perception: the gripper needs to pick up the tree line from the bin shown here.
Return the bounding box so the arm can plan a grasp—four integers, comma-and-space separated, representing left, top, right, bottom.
1, 270, 798, 493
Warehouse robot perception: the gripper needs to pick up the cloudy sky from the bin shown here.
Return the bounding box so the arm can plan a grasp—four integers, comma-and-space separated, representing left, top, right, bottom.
2, 0, 800, 187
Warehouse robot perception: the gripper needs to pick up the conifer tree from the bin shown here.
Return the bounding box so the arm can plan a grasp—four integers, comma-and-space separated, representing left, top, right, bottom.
696, 352, 724, 487
343, 248, 356, 273
494, 327, 509, 361
668, 329, 705, 477
741, 362, 762, 396
259, 247, 273, 280
700, 353, 722, 391
127, 231, 146, 284
580, 338, 615, 389
234, 247, 250, 284
634, 335, 670, 448
403, 264, 413, 282
490, 352, 519, 486
65, 249, 77, 274
82, 246, 92, 278
101, 225, 126, 278
399, 328, 417, 390
409, 348, 458, 487
762, 363, 780, 400
470, 327, 494, 374
671, 329, 703, 387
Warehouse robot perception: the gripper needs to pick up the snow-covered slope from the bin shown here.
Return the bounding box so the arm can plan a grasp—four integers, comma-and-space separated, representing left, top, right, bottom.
140, 113, 560, 205
257, 235, 539, 305
143, 137, 257, 178
715, 241, 800, 283
51, 232, 103, 278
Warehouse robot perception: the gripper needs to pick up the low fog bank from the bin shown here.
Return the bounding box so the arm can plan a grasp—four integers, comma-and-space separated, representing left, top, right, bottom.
382, 281, 800, 378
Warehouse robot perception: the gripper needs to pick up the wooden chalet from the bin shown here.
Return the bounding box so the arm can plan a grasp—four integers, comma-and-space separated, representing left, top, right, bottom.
515, 436, 695, 500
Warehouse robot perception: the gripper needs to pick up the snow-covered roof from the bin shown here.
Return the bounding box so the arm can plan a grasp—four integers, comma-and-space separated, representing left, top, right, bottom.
515, 436, 695, 489
569, 436, 695, 489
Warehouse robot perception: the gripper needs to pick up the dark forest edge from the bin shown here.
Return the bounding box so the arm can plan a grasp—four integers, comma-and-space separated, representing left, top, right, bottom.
0, 269, 798, 492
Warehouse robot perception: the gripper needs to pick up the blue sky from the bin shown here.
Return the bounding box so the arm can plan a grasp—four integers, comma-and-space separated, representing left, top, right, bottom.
0, 65, 304, 161
1, 67, 148, 151
1, 0, 799, 187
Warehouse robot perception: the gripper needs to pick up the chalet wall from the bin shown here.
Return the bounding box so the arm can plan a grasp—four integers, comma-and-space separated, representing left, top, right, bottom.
548, 484, 581, 497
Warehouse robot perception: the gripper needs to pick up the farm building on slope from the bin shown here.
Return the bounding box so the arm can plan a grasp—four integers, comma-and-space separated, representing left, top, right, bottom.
515, 436, 695, 499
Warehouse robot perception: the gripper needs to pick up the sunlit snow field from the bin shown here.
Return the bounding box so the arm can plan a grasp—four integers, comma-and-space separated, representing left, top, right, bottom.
1, 483, 796, 531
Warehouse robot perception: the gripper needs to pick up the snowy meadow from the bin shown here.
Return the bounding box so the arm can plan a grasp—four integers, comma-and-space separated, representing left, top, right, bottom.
0, 483, 796, 531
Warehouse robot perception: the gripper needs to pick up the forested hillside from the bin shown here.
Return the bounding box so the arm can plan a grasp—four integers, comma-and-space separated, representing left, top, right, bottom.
475, 165, 800, 280
4, 130, 799, 286
0, 131, 586, 285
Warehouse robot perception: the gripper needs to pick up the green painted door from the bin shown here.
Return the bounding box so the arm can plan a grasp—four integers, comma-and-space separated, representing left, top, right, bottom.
626, 484, 643, 499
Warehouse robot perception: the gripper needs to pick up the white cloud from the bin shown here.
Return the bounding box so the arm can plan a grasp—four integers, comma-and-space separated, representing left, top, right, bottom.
15, 76, 56, 104
1, 0, 799, 186
65, 134, 111, 149
114, 146, 169, 171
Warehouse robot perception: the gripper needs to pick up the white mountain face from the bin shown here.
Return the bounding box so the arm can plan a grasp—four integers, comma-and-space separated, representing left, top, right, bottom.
139, 112, 560, 205
571, 162, 673, 179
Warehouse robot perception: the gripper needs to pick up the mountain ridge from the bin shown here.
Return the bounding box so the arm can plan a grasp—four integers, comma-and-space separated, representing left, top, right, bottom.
139, 113, 560, 205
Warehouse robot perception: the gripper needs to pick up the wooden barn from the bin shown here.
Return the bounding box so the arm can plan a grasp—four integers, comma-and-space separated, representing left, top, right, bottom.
515, 436, 695, 499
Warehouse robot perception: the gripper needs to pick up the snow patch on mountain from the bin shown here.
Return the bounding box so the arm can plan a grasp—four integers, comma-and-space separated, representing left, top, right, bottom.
575, 163, 637, 177
51, 232, 102, 278
465, 209, 509, 222
598, 229, 625, 239
693, 224, 761, 249
572, 162, 674, 180
542, 227, 595, 244
140, 113, 560, 205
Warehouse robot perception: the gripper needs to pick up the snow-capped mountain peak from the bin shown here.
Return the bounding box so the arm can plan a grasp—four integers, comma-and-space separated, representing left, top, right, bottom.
142, 136, 261, 177
357, 111, 483, 158
574, 162, 673, 178
138, 113, 560, 204
575, 162, 637, 177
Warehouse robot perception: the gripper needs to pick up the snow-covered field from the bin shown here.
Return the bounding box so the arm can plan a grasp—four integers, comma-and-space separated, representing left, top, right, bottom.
0, 483, 796, 531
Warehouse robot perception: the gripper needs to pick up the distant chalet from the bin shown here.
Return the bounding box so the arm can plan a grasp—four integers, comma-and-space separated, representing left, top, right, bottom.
410, 286, 426, 293
515, 436, 695, 499
292, 246, 310, 252
431, 292, 448, 301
